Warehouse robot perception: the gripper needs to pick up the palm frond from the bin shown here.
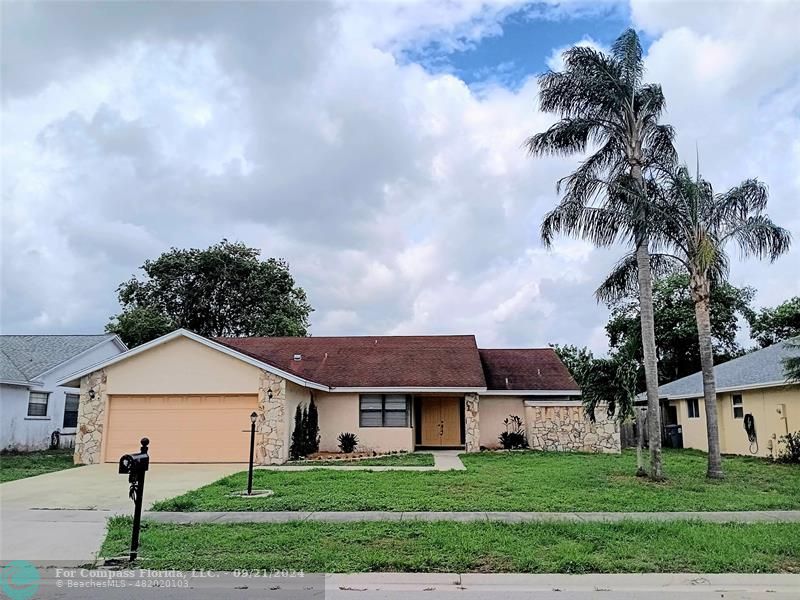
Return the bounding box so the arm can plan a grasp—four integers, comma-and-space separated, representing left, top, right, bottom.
524, 118, 597, 157
595, 252, 682, 304
611, 28, 643, 88
727, 215, 792, 261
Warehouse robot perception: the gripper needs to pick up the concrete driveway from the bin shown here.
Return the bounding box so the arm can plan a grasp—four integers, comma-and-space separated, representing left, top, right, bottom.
0, 463, 242, 566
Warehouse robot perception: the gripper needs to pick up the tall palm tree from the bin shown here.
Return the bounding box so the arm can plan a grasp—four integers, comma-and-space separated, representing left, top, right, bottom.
526, 29, 675, 479
598, 165, 791, 478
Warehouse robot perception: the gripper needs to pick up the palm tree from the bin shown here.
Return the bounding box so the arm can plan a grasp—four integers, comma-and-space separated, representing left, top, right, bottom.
598, 164, 791, 478
526, 29, 675, 479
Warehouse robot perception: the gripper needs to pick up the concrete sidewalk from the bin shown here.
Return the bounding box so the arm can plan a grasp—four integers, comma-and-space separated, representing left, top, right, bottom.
29, 571, 800, 599
260, 450, 466, 471
145, 509, 800, 524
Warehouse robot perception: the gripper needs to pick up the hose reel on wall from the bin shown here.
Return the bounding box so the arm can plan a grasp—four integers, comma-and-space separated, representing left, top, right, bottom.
743, 413, 758, 454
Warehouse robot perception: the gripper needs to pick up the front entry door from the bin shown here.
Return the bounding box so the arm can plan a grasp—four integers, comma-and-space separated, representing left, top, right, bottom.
421, 397, 462, 446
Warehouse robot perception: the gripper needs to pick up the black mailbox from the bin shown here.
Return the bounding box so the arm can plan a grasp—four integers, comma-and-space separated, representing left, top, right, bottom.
119, 451, 149, 478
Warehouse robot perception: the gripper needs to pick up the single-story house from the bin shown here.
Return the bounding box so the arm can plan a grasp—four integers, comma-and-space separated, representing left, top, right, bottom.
657, 338, 799, 458
1, 334, 127, 451
58, 329, 620, 465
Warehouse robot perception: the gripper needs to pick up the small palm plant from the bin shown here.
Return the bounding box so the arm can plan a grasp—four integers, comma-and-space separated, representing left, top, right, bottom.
598, 164, 791, 478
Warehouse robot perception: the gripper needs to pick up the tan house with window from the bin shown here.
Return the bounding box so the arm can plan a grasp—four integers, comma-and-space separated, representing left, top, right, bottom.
58, 329, 621, 465
657, 338, 800, 458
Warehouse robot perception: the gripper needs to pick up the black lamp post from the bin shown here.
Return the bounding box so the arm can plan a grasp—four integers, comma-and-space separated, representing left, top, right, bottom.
247, 411, 257, 495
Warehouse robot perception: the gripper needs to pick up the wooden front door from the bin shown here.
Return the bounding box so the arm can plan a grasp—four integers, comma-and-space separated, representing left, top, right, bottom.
420, 397, 462, 446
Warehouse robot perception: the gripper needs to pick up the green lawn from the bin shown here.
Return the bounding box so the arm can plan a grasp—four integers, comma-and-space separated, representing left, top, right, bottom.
153, 449, 800, 512
103, 518, 800, 573
288, 453, 434, 467
0, 449, 79, 483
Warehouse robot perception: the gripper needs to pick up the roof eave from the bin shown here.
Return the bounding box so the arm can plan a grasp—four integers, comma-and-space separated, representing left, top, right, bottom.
34, 334, 128, 380
485, 389, 582, 396
56, 329, 331, 391
660, 379, 794, 400
328, 386, 487, 393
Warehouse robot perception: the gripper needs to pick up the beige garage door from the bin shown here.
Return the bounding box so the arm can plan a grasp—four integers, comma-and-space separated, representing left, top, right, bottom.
105, 394, 258, 463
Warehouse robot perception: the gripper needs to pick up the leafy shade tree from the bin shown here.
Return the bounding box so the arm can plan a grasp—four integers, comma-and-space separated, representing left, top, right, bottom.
748, 297, 800, 348
108, 240, 313, 347
783, 339, 800, 383
599, 167, 790, 478
106, 306, 175, 348
605, 273, 755, 386
527, 29, 676, 479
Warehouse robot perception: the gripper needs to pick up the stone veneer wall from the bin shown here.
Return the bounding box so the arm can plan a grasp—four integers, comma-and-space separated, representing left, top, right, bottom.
525, 403, 620, 453
75, 369, 107, 464
257, 371, 287, 465
464, 393, 480, 452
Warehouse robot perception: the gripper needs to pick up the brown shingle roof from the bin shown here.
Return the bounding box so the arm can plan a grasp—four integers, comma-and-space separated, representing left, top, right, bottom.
479, 348, 580, 392
215, 335, 487, 388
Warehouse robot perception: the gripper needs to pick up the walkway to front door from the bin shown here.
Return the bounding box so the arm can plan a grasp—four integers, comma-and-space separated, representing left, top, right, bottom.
420, 397, 463, 447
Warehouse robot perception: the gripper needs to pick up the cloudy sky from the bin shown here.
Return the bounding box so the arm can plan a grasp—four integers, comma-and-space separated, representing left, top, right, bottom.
2, 0, 799, 352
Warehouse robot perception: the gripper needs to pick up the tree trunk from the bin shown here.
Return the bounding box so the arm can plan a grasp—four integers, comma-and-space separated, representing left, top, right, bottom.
635, 238, 664, 480
636, 406, 647, 477
692, 276, 724, 479
629, 156, 663, 480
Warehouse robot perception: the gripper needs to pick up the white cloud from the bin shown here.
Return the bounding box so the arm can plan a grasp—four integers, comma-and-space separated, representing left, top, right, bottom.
1, 1, 798, 356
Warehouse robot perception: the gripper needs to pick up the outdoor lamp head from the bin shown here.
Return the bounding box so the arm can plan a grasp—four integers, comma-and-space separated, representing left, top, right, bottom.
250, 411, 257, 424
267, 388, 273, 400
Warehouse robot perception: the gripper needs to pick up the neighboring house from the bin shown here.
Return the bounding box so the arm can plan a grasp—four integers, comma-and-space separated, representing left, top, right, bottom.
58, 329, 620, 465
657, 338, 800, 458
1, 335, 127, 451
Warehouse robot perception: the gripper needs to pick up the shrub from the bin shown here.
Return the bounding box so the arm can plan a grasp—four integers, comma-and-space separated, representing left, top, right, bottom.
337, 432, 358, 453
498, 415, 528, 450
289, 405, 304, 460
776, 431, 800, 464
306, 399, 320, 455
289, 401, 320, 459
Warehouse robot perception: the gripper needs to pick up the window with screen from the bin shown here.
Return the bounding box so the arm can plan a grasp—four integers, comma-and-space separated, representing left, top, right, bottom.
27, 391, 49, 417
63, 393, 80, 428
687, 398, 700, 419
359, 394, 410, 427
732, 394, 744, 419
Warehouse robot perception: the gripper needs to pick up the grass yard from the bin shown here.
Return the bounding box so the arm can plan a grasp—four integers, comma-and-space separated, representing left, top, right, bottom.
288, 453, 434, 467
0, 449, 79, 483
103, 518, 800, 573
153, 449, 800, 512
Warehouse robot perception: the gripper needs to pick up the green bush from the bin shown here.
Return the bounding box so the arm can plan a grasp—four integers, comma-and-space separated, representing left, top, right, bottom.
777, 431, 800, 464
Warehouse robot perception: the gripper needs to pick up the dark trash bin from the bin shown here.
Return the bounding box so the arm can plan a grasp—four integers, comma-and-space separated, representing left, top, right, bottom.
664, 424, 683, 449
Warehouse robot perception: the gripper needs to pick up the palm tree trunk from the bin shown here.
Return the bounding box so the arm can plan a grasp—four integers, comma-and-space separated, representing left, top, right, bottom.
634, 238, 664, 480
636, 406, 647, 477
692, 279, 724, 479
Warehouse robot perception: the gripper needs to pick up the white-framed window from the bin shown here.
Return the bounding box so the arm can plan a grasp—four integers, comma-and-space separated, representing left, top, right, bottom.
27, 391, 50, 417
63, 393, 80, 428
359, 394, 410, 427
732, 394, 744, 419
687, 398, 700, 419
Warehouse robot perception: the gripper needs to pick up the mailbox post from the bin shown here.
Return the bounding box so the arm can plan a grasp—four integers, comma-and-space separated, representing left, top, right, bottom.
118, 437, 150, 561
247, 412, 257, 495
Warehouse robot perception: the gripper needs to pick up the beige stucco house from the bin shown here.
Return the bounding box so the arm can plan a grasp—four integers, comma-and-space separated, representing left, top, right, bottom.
58, 329, 620, 465
657, 338, 800, 459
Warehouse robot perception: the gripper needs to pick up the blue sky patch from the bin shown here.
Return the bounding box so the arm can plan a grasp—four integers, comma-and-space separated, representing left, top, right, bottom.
404, 2, 636, 89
